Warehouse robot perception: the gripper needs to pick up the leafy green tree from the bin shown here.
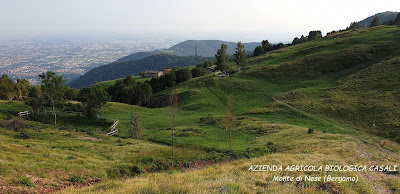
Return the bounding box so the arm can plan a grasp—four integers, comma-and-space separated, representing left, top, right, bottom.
175, 68, 192, 83
308, 31, 322, 40
137, 83, 152, 106
348, 22, 360, 30
299, 35, 308, 43
292, 37, 300, 45
161, 71, 176, 88
215, 44, 230, 72
273, 43, 285, 50
39, 71, 67, 125
149, 77, 162, 93
234, 41, 247, 71
26, 86, 43, 119
201, 60, 213, 68
0, 74, 17, 101
395, 13, 400, 25
261, 40, 272, 52
129, 108, 143, 163
64, 87, 79, 101
253, 46, 264, 56
191, 67, 206, 78
383, 19, 395, 26
16, 79, 31, 100
78, 84, 110, 118
370, 16, 381, 27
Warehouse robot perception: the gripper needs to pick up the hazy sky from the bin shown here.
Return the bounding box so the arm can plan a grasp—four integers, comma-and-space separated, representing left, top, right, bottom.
0, 0, 398, 42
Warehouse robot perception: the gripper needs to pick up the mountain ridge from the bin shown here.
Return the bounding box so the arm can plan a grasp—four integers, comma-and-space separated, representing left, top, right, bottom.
117, 40, 260, 62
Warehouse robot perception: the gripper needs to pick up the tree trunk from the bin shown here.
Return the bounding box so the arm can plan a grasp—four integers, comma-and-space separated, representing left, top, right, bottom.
52, 100, 56, 125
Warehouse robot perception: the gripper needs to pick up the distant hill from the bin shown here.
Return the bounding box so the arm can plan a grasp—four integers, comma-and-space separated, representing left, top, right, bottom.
117, 40, 260, 62
69, 54, 210, 88
358, 11, 398, 28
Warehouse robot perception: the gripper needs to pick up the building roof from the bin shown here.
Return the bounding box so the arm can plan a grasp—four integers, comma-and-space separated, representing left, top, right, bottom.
143, 70, 161, 74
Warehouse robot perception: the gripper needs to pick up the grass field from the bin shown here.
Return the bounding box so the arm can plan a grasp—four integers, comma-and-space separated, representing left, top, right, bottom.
1, 26, 400, 193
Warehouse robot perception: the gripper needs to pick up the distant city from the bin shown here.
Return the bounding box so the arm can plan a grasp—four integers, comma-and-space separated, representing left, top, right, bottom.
0, 39, 175, 85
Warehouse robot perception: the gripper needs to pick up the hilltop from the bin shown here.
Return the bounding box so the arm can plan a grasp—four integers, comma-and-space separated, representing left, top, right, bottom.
358, 11, 398, 28
116, 40, 260, 62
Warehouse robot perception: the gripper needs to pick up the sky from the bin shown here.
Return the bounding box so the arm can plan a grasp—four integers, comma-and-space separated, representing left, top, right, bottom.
0, 0, 399, 42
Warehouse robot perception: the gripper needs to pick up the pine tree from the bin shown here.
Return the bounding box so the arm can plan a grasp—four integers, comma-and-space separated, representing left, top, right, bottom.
215, 44, 229, 72
234, 41, 247, 71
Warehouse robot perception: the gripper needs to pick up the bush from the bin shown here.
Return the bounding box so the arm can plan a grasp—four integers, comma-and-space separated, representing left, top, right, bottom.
308, 128, 314, 134
0, 119, 26, 130
17, 130, 31, 139
106, 164, 145, 178
17, 177, 34, 188
69, 176, 83, 183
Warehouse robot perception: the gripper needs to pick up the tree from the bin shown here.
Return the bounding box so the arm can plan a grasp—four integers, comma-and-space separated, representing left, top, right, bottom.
261, 40, 272, 52
272, 43, 285, 50
201, 60, 213, 68
253, 46, 264, 56
169, 90, 179, 167
137, 83, 152, 106
26, 86, 42, 119
215, 44, 230, 72
308, 31, 322, 40
0, 74, 17, 101
39, 71, 67, 125
191, 67, 206, 78
234, 41, 247, 71
395, 13, 400, 25
175, 68, 192, 83
225, 95, 236, 162
299, 35, 308, 43
370, 16, 381, 27
64, 87, 79, 101
78, 84, 110, 118
383, 19, 395, 26
130, 108, 143, 163
292, 37, 300, 45
348, 22, 360, 30
16, 78, 31, 100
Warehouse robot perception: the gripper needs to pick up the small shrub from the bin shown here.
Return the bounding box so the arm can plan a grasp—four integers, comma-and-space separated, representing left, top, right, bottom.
69, 176, 83, 183
0, 119, 26, 130
17, 130, 31, 139
17, 177, 34, 188
308, 128, 314, 134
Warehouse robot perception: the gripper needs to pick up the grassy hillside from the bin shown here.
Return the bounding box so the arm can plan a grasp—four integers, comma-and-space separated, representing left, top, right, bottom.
2, 26, 400, 193
245, 26, 400, 142
64, 126, 400, 193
